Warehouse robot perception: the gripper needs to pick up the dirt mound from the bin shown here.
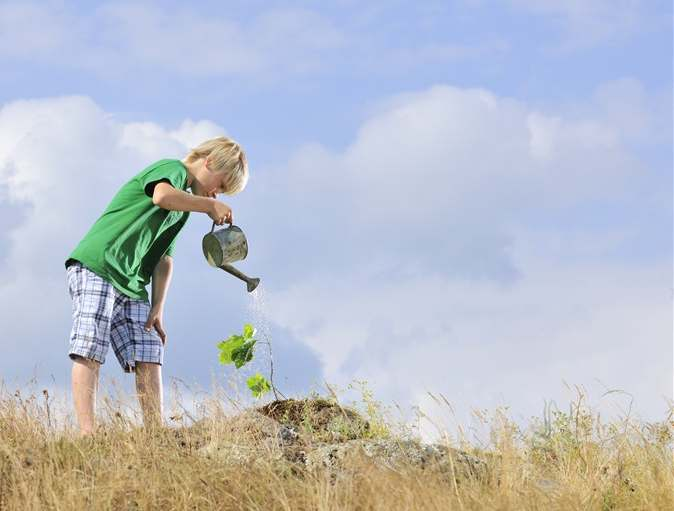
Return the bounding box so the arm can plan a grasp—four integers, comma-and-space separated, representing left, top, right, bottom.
180, 398, 489, 485
255, 398, 370, 442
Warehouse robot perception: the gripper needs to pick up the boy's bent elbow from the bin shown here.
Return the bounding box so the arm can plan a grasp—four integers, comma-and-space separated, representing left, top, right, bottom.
152, 190, 164, 207
152, 183, 172, 207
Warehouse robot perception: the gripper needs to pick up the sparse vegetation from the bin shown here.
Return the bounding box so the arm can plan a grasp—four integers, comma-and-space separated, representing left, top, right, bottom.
0, 381, 671, 510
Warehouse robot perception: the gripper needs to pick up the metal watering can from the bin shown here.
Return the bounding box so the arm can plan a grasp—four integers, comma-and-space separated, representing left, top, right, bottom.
202, 222, 260, 292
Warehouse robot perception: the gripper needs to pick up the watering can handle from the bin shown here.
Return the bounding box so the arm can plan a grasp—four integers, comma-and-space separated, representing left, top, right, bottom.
211, 220, 234, 232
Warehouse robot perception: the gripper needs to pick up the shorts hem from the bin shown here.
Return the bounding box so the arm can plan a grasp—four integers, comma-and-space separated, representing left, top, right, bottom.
68, 350, 105, 365
123, 357, 163, 374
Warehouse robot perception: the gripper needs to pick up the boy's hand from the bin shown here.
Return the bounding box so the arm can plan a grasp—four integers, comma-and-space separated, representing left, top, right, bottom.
208, 199, 233, 225
145, 306, 167, 345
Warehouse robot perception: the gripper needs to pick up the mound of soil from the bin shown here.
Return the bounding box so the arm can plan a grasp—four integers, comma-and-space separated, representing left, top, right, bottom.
184, 398, 489, 484
255, 398, 370, 442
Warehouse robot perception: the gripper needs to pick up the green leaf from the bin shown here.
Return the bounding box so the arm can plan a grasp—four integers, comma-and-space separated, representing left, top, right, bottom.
243, 323, 256, 339
217, 334, 244, 365
231, 339, 256, 369
247, 373, 271, 399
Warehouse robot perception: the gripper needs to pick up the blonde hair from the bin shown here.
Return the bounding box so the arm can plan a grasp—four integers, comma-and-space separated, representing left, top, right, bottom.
185, 136, 248, 195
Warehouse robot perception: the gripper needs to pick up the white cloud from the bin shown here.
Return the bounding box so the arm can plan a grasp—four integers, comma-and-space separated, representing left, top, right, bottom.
92, 3, 261, 75
253, 84, 641, 282
0, 1, 73, 59
0, 1, 347, 78
270, 239, 670, 442
0, 1, 514, 80
592, 77, 673, 146
355, 38, 511, 75
245, 82, 671, 440
508, 0, 653, 49
168, 120, 227, 149
118, 119, 223, 164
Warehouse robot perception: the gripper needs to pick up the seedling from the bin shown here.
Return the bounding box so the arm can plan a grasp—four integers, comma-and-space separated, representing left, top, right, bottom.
217, 323, 281, 400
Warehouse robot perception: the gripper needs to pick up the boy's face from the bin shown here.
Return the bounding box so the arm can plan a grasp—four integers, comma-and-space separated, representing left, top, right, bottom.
193, 158, 230, 198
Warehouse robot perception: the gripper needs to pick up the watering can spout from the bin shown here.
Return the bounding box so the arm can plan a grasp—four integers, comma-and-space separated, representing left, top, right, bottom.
248, 278, 261, 293
203, 222, 261, 293
219, 263, 261, 293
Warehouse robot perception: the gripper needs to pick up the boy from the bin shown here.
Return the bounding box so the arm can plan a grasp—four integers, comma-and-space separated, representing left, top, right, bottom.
65, 136, 248, 435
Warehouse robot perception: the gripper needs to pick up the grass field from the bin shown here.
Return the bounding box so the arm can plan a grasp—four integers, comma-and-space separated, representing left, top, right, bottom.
0, 382, 671, 510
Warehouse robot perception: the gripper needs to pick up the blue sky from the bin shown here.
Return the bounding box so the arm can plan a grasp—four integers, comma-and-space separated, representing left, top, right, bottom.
0, 0, 671, 438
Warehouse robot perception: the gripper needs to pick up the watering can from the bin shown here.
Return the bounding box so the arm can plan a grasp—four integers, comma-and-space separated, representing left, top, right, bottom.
202, 222, 260, 292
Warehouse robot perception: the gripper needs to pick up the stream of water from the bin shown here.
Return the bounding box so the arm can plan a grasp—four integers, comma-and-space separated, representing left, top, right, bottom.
243, 284, 273, 383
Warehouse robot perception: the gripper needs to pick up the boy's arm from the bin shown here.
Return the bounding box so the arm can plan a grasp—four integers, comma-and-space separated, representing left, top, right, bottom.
145, 254, 173, 344
153, 182, 233, 224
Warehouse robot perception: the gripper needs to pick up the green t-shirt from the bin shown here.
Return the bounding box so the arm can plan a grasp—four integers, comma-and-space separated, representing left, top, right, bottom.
66, 159, 191, 301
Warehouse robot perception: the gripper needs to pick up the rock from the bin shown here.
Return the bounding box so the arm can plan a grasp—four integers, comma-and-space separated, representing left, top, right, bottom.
304, 438, 488, 481
190, 399, 489, 486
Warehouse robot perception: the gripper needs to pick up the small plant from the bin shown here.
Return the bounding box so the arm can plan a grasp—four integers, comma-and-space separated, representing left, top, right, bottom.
217, 323, 280, 400
347, 379, 391, 439
246, 373, 271, 398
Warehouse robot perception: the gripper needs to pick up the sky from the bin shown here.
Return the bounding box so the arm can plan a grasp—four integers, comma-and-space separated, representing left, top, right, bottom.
0, 0, 672, 441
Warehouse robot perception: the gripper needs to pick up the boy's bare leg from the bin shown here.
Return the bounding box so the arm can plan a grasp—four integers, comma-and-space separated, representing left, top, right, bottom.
135, 362, 163, 429
71, 356, 100, 436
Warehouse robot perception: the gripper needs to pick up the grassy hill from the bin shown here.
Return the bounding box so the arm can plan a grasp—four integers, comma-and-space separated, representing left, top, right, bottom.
0, 385, 671, 510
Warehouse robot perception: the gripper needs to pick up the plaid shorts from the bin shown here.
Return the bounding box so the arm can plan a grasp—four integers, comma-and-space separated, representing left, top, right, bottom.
66, 261, 163, 373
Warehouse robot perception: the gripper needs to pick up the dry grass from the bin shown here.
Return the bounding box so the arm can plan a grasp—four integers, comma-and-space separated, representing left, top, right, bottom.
0, 381, 671, 511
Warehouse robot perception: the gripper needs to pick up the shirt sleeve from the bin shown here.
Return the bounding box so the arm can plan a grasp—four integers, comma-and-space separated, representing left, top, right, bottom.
165, 236, 177, 257
140, 161, 185, 199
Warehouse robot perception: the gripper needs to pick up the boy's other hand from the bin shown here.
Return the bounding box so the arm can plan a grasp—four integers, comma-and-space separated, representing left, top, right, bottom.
208, 199, 233, 225
145, 306, 167, 345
